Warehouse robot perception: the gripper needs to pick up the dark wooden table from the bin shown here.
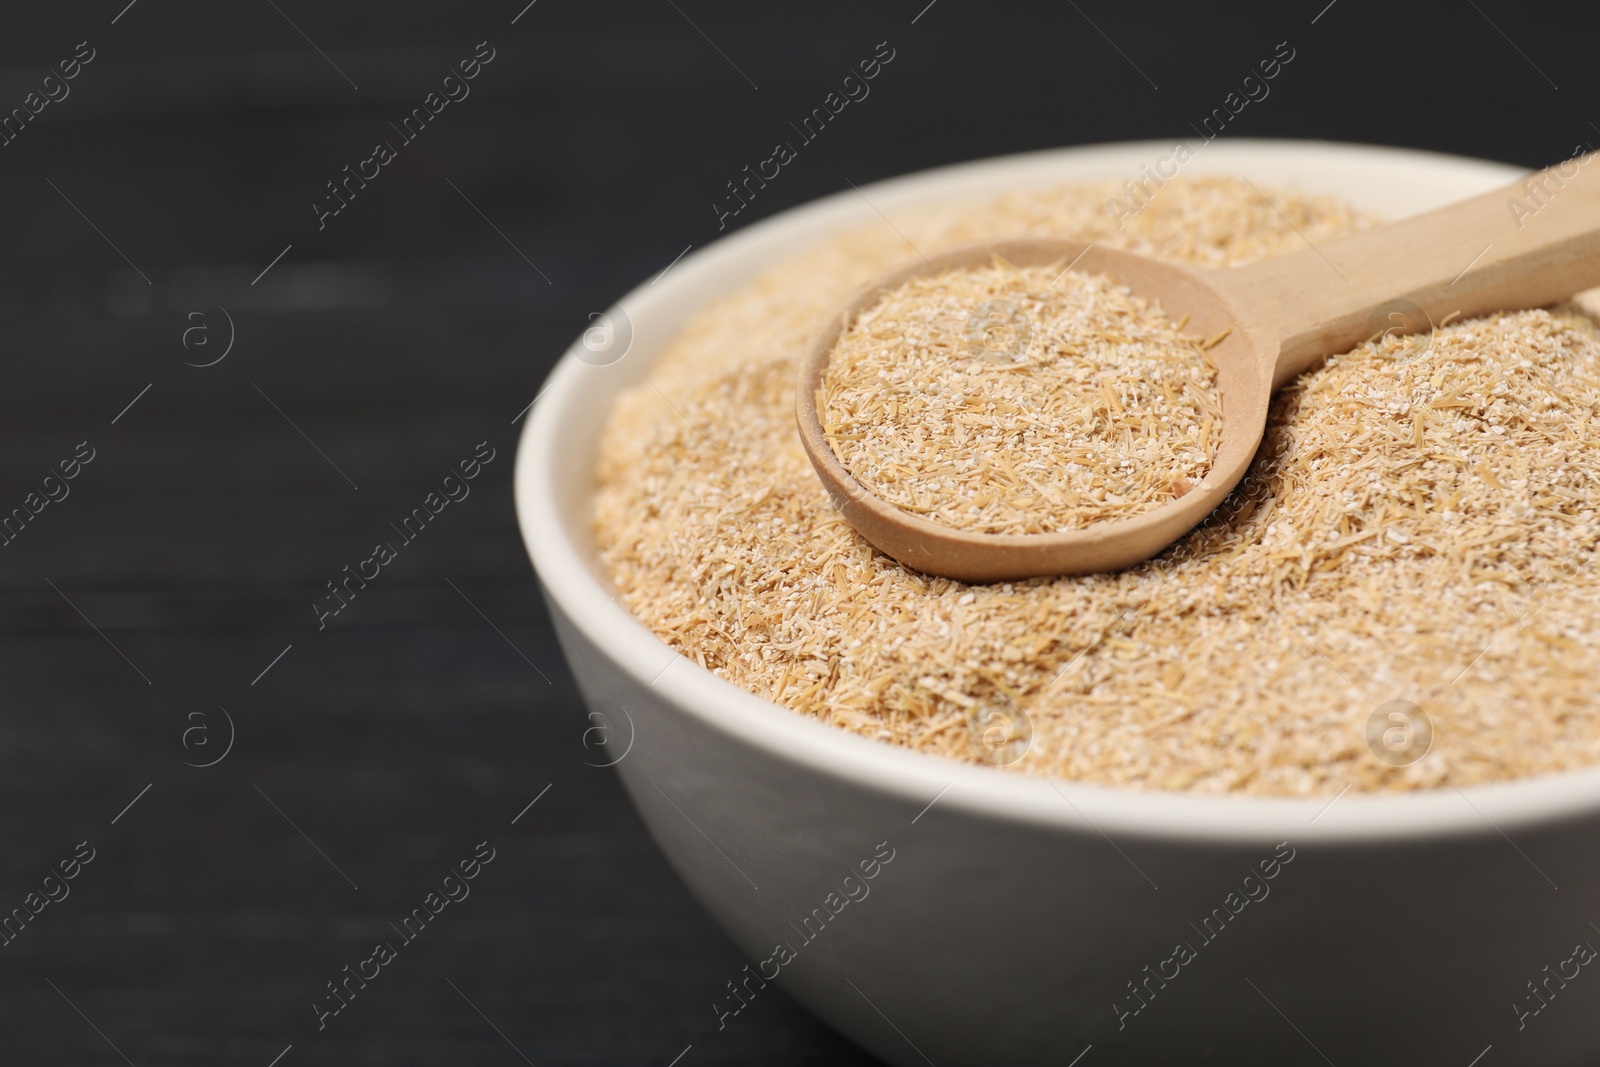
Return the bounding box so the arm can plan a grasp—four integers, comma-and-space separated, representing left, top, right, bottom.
0, 1, 1593, 1062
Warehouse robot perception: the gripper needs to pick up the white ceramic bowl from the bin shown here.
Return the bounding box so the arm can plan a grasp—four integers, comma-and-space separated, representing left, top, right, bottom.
517, 141, 1600, 1065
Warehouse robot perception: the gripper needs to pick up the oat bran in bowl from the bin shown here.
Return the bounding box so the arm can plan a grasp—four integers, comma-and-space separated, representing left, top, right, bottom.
517, 141, 1600, 1065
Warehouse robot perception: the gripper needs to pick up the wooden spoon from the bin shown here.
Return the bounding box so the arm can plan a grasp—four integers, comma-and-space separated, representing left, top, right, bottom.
797, 154, 1600, 583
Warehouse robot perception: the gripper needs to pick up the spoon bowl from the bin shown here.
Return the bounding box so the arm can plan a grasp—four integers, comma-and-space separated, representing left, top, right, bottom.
797, 239, 1268, 582
798, 155, 1600, 582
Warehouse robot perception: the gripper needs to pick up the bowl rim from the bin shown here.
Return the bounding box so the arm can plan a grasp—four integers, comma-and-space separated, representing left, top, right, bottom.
517, 137, 1600, 845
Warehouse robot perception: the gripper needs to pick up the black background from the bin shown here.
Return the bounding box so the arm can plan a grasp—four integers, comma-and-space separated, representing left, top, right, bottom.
0, 1, 1592, 1063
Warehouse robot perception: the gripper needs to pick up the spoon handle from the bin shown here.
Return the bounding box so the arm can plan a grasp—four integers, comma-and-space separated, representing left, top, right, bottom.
1210, 151, 1600, 389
